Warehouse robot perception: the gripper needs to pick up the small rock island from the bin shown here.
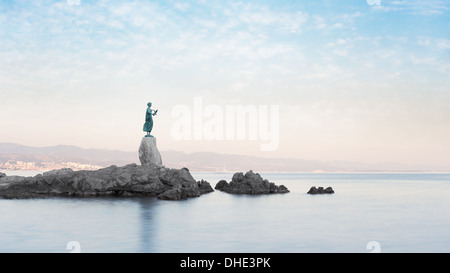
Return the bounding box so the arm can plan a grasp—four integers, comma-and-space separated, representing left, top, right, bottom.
215, 170, 289, 194
307, 186, 334, 194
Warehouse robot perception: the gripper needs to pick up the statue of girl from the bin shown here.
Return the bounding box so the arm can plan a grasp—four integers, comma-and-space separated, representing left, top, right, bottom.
143, 102, 158, 137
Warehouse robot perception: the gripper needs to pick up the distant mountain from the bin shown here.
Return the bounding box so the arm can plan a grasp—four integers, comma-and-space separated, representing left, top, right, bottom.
0, 143, 137, 167
0, 142, 448, 172
164, 151, 447, 172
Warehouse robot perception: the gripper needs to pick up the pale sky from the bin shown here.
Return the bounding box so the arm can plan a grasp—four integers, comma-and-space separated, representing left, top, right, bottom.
0, 0, 449, 167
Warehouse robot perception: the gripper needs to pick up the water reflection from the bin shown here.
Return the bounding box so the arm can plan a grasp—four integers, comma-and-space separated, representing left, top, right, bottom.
136, 197, 159, 253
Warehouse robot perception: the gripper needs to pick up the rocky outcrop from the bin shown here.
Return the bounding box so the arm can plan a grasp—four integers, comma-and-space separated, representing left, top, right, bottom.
307, 186, 334, 194
139, 136, 162, 166
215, 170, 289, 194
0, 164, 213, 200
0, 172, 6, 179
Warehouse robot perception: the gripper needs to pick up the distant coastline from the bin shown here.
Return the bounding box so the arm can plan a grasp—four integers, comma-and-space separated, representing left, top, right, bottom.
1, 142, 449, 173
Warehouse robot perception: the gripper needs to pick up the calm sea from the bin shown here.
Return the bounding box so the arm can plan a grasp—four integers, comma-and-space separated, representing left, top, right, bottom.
0, 171, 449, 253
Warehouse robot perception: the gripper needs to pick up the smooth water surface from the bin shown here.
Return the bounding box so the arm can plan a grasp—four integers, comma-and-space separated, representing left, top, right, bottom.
0, 172, 449, 252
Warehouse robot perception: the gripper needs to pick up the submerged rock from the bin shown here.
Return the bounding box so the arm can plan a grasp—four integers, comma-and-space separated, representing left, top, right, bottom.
0, 164, 213, 200
215, 170, 289, 194
307, 186, 334, 194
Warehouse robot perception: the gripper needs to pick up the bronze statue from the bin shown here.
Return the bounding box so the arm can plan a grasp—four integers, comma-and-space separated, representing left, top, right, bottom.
143, 102, 158, 137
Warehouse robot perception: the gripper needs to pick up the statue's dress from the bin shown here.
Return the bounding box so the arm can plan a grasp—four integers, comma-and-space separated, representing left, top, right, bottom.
143, 107, 153, 133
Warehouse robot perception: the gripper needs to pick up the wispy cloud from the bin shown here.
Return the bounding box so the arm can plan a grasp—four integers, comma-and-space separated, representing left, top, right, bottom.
372, 0, 449, 15
173, 2, 190, 12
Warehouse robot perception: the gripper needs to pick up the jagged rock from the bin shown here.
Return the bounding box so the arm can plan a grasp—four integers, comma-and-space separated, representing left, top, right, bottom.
307, 186, 334, 194
215, 170, 289, 194
0, 164, 213, 200
215, 180, 228, 190
197, 179, 215, 195
0, 172, 6, 179
139, 136, 162, 166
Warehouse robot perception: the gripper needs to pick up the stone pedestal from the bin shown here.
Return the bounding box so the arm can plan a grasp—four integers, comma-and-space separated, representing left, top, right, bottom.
139, 136, 162, 166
